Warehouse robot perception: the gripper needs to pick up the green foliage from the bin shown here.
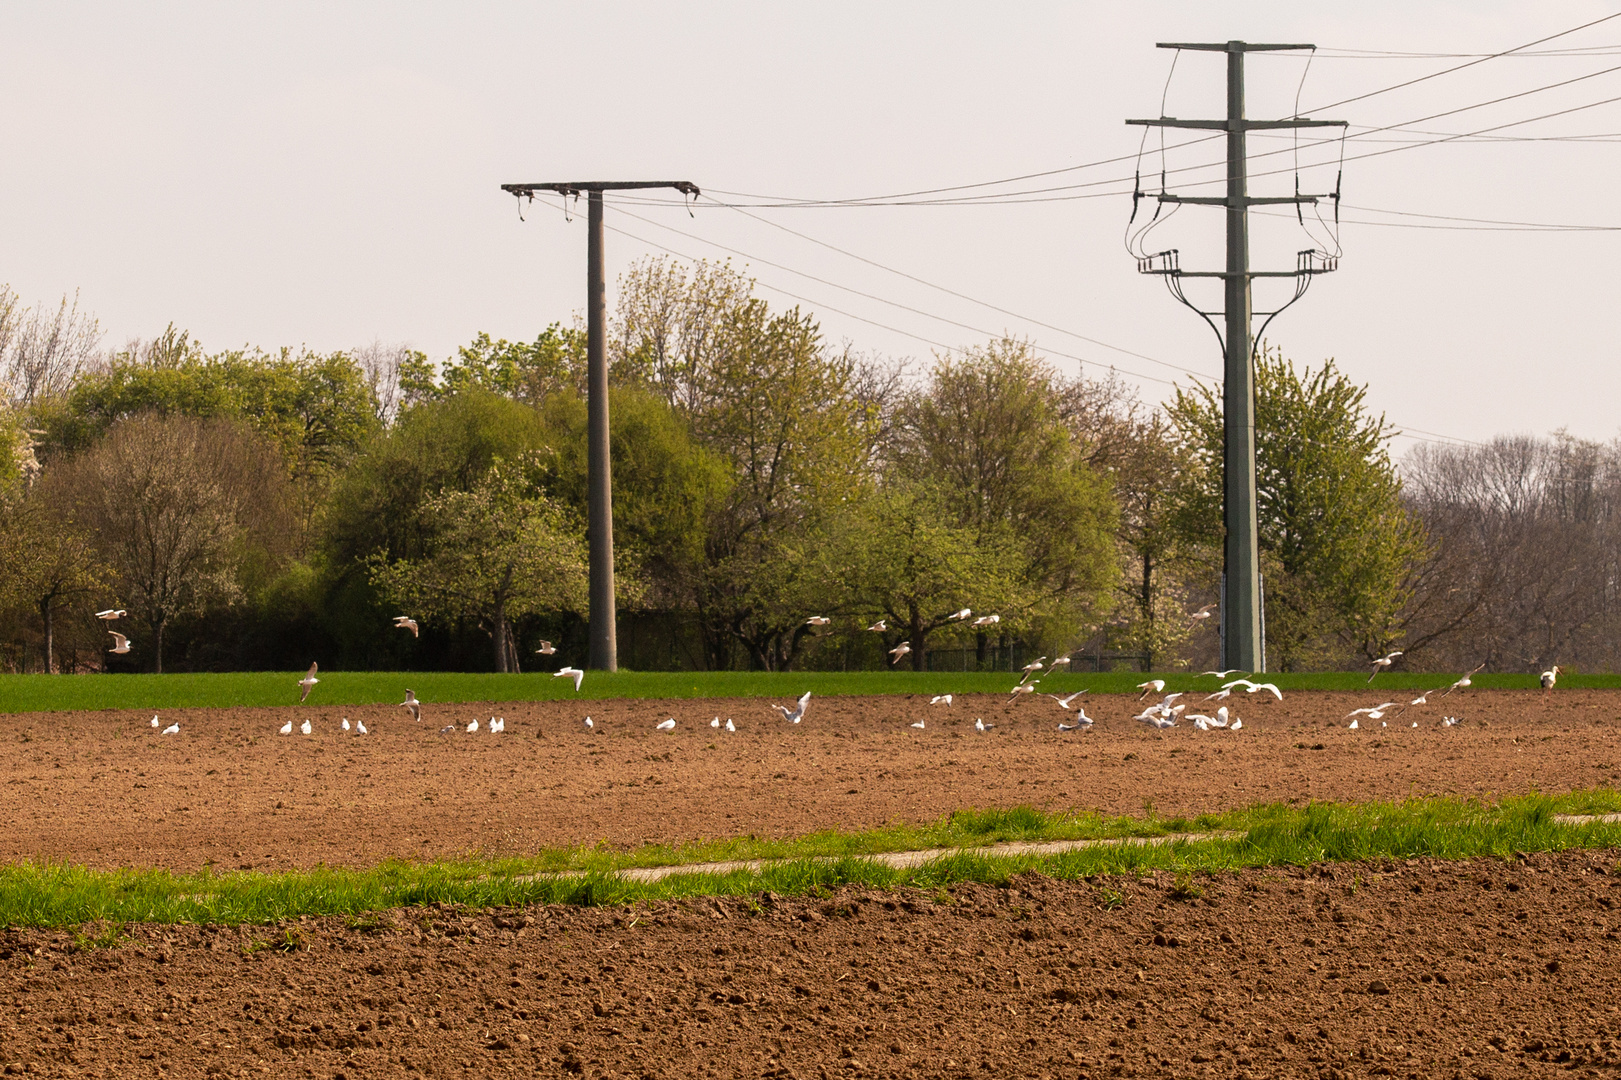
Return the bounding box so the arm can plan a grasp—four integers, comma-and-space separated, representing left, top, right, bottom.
1167, 346, 1431, 669
369, 459, 590, 672
430, 325, 587, 405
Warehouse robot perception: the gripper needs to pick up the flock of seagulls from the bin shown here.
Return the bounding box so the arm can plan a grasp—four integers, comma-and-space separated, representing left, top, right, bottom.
1344, 662, 1488, 729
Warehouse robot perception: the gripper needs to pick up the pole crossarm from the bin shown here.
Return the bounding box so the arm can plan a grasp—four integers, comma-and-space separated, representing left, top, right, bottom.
1126, 118, 1346, 130
1156, 42, 1316, 52
1157, 194, 1328, 206
502, 181, 700, 197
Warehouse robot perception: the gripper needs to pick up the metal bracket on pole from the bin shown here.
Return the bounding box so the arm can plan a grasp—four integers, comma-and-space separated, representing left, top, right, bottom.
501, 180, 701, 672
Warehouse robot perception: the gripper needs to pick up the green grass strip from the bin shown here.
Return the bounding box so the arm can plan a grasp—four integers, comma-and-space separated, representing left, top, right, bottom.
2, 668, 1613, 714
3, 790, 1621, 929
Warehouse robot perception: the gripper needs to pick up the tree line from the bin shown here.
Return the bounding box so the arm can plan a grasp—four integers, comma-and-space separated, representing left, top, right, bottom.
0, 266, 1594, 675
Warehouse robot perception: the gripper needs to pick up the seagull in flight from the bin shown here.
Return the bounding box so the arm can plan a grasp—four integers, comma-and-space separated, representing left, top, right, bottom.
300, 719, 311, 735
95, 609, 126, 621
1137, 679, 1166, 699
298, 662, 320, 702
805, 616, 831, 627
401, 689, 421, 722
1222, 679, 1282, 700
535, 640, 556, 656
1203, 688, 1233, 702
554, 667, 585, 691
929, 694, 953, 706
970, 614, 1000, 628
772, 691, 811, 724
1441, 663, 1485, 697
1346, 703, 1401, 720
1008, 684, 1036, 701
392, 616, 419, 638
1409, 690, 1438, 706
1188, 603, 1216, 625
866, 619, 886, 632
1047, 656, 1072, 670
1202, 669, 1243, 678
108, 631, 131, 655
1367, 651, 1403, 682
656, 718, 676, 732
160, 721, 179, 735
279, 720, 293, 735
946, 608, 972, 622
1021, 657, 1047, 675
1046, 691, 1087, 709
888, 643, 912, 664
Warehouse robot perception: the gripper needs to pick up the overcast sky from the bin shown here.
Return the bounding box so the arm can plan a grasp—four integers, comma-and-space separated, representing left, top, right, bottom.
2, 2, 1617, 457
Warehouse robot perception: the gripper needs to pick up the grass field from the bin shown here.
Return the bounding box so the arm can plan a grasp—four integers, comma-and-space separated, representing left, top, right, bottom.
0, 667, 1612, 713
3, 791, 1619, 929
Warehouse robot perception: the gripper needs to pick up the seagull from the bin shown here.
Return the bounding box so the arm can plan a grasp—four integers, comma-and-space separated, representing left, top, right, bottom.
466, 718, 479, 733
947, 608, 972, 621
656, 718, 676, 732
554, 666, 585, 691
1346, 703, 1400, 720
1046, 691, 1087, 709
1048, 656, 1072, 670
1441, 663, 1486, 697
1348, 719, 1359, 730
490, 718, 504, 734
888, 643, 912, 664
160, 722, 179, 735
401, 690, 421, 722
1409, 690, 1437, 706
298, 662, 320, 702
1137, 679, 1166, 699
95, 609, 126, 621
724, 718, 735, 732
1146, 714, 1176, 730
929, 694, 953, 706
439, 724, 456, 734
1442, 716, 1461, 727
1188, 603, 1216, 624
299, 719, 311, 736
1209, 706, 1232, 728
866, 619, 887, 632
771, 691, 811, 724
1202, 669, 1243, 678
392, 616, 419, 638
356, 719, 367, 735
535, 640, 556, 656
805, 616, 831, 627
1160, 692, 1185, 704
1223, 679, 1282, 700
1541, 665, 1561, 695
279, 720, 293, 735
1230, 718, 1242, 730
974, 718, 992, 732
1203, 689, 1233, 702
1190, 714, 1214, 730
341, 719, 351, 732
711, 717, 721, 728
583, 716, 594, 730
149, 715, 160, 728
108, 631, 131, 654
970, 614, 1000, 628
1008, 684, 1036, 701
1021, 657, 1047, 675
909, 721, 925, 729
1368, 650, 1403, 682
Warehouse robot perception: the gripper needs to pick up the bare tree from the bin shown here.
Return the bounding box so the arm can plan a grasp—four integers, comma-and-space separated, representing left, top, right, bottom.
66, 414, 290, 672
350, 341, 417, 425
0, 287, 102, 406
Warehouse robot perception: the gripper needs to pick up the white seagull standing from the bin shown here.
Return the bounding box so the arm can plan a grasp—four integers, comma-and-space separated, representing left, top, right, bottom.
583, 716, 594, 730
554, 667, 585, 691
160, 722, 179, 735
279, 720, 293, 735
711, 717, 721, 728
356, 719, 367, 734
466, 718, 479, 733
401, 689, 421, 722
656, 718, 676, 732
108, 631, 131, 655
298, 662, 320, 703
150, 715, 160, 728
909, 721, 925, 730
772, 691, 812, 724
974, 718, 993, 732
725, 718, 735, 732
490, 718, 504, 734
299, 719, 312, 736
342, 718, 351, 732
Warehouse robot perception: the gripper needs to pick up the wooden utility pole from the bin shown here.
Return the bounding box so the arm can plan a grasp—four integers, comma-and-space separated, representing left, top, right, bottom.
501, 180, 700, 671
1128, 42, 1343, 673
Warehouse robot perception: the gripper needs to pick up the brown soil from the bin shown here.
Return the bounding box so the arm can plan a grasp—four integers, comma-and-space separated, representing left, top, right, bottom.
2, 690, 1618, 871
4, 850, 1621, 1079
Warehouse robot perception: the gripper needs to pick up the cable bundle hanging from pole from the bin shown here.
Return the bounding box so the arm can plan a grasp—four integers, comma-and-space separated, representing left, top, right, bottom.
1125, 41, 1347, 674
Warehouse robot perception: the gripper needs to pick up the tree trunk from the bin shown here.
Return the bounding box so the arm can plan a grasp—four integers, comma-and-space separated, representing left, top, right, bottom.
153, 619, 165, 674
909, 605, 925, 672
40, 598, 55, 675
975, 631, 987, 671
492, 601, 510, 673
1141, 552, 1155, 671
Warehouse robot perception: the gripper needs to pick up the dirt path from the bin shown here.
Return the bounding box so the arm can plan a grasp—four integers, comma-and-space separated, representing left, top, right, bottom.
1, 689, 1617, 870
3, 849, 1619, 1079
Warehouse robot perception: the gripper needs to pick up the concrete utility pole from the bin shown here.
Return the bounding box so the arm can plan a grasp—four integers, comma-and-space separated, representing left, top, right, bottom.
501, 180, 700, 671
1127, 42, 1344, 673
